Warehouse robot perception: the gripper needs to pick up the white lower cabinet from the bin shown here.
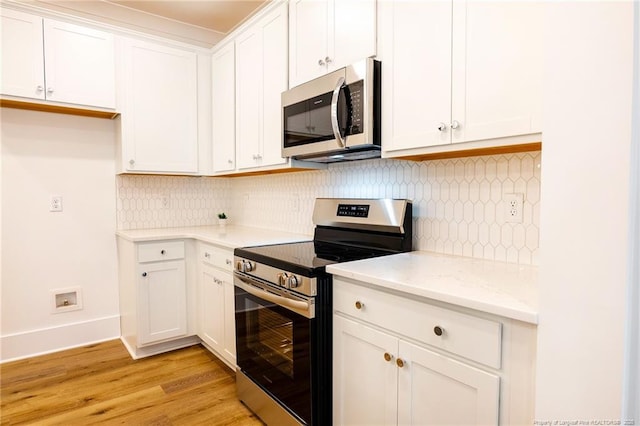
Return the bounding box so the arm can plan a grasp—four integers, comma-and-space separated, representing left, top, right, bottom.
118, 238, 198, 359
197, 243, 236, 368
333, 277, 535, 425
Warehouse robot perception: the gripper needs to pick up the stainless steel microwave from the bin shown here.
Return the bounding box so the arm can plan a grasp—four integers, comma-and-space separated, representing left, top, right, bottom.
281, 58, 381, 163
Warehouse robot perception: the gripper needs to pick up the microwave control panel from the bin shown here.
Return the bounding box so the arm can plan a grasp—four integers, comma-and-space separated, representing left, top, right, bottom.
345, 80, 364, 136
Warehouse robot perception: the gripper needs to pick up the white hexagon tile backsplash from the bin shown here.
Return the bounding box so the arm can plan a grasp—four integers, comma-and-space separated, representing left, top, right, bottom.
116, 151, 541, 265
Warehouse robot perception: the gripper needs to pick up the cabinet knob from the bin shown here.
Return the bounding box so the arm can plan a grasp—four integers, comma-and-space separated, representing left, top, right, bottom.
433, 326, 444, 336
325, 56, 332, 64
225, 259, 232, 265
383, 352, 392, 362
437, 122, 447, 132
396, 358, 405, 368
36, 85, 44, 92
46, 87, 54, 94
129, 159, 135, 166
204, 252, 211, 258
318, 58, 326, 66
227, 159, 233, 164
354, 300, 364, 310
142, 272, 147, 277
451, 120, 460, 130
160, 250, 166, 255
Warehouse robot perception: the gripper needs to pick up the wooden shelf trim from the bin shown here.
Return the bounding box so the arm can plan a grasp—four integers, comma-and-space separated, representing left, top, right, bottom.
0, 98, 119, 119
390, 142, 542, 162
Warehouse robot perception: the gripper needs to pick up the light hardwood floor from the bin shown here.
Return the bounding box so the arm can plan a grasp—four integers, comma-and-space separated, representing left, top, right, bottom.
0, 340, 264, 425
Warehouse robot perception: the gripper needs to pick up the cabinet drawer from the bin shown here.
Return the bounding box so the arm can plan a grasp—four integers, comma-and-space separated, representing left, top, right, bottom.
199, 244, 234, 271
334, 278, 502, 369
137, 241, 185, 263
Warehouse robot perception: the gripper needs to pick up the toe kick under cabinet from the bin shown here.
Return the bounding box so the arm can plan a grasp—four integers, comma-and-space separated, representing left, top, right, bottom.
117, 238, 199, 359
332, 277, 536, 426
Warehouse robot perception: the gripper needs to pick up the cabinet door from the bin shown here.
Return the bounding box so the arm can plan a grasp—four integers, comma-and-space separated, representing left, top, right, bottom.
289, 0, 328, 87
451, 1, 543, 143
333, 315, 398, 426
397, 341, 500, 425
378, 0, 452, 152
235, 27, 262, 169
199, 263, 225, 352
331, 0, 376, 72
43, 19, 115, 108
236, 3, 288, 170
137, 260, 187, 346
212, 41, 236, 173
223, 278, 236, 365
120, 38, 198, 173
0, 9, 45, 99
260, 4, 288, 167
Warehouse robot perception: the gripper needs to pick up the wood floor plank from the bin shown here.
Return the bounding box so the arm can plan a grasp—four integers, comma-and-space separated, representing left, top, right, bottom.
0, 340, 263, 425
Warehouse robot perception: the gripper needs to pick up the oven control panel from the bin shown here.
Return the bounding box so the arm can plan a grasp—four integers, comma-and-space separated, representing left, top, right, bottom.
234, 256, 317, 297
337, 203, 370, 218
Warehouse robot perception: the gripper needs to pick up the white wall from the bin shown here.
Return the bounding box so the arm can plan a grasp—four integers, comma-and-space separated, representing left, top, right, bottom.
536, 2, 635, 421
0, 108, 120, 361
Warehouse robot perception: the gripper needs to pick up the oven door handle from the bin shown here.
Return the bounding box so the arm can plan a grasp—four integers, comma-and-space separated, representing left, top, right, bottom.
235, 275, 314, 319
330, 76, 346, 148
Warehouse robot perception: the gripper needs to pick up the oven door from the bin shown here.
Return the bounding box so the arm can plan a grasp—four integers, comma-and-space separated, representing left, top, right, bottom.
234, 272, 315, 424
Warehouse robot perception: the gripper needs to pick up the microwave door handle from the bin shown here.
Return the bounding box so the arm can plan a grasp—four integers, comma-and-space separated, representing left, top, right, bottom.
330, 76, 346, 148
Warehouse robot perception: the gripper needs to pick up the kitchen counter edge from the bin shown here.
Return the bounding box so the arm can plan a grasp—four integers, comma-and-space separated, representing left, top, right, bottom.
327, 251, 538, 325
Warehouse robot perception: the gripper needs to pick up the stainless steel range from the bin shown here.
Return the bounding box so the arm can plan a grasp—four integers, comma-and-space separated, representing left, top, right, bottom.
233, 198, 413, 426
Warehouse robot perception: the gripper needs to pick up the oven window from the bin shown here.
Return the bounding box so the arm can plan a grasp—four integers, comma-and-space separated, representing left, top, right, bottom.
235, 284, 312, 423
246, 299, 294, 378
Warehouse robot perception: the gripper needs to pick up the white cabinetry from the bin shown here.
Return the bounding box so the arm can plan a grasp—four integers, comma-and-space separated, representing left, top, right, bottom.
1, 8, 115, 109
289, 0, 376, 87
235, 2, 288, 170
118, 238, 197, 359
118, 37, 199, 174
379, 0, 542, 158
197, 243, 236, 368
211, 41, 236, 173
333, 277, 536, 425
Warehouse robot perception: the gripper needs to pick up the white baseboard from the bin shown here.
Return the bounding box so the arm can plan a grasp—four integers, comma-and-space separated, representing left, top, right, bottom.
0, 315, 121, 363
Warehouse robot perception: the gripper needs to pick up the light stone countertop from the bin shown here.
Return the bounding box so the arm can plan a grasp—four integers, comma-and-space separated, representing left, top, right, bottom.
117, 226, 537, 324
327, 251, 538, 324
116, 225, 312, 249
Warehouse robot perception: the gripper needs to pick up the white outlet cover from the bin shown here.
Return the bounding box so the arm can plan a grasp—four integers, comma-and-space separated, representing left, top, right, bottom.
504, 193, 524, 223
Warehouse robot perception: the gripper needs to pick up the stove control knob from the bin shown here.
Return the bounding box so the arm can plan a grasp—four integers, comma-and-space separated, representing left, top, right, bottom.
278, 273, 287, 287
236, 260, 255, 273
286, 275, 299, 289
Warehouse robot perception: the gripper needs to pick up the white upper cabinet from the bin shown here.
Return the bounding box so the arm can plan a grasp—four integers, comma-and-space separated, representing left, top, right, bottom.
118, 37, 199, 174
289, 0, 376, 87
379, 0, 542, 157
211, 41, 236, 173
1, 9, 115, 109
235, 3, 288, 170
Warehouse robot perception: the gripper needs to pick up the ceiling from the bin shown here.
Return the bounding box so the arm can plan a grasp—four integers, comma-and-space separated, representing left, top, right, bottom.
20, 0, 271, 47
105, 0, 269, 34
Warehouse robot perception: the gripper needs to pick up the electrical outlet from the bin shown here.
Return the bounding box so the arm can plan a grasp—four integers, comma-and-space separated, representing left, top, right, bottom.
50, 196, 63, 212
504, 193, 523, 223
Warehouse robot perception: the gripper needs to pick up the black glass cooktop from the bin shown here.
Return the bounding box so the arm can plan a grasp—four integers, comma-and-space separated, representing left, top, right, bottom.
235, 241, 394, 277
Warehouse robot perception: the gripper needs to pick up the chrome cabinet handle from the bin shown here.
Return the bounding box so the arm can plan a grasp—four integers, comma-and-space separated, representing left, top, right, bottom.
46, 87, 54, 94
318, 58, 326, 66
330, 76, 346, 148
437, 122, 447, 132
325, 56, 332, 64
36, 85, 44, 92
451, 120, 460, 130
